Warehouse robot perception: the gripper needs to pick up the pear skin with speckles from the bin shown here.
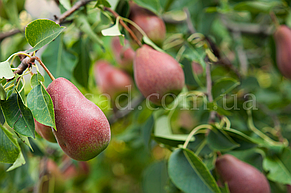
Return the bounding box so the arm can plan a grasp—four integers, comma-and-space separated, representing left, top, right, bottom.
215, 154, 270, 193
134, 45, 185, 105
47, 78, 111, 161
274, 25, 291, 79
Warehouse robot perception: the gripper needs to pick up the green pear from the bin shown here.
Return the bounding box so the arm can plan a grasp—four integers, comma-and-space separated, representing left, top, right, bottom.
134, 45, 185, 105
274, 25, 291, 79
34, 119, 57, 143
111, 37, 135, 72
215, 154, 270, 193
128, 2, 166, 47
94, 60, 133, 100
46, 77, 111, 161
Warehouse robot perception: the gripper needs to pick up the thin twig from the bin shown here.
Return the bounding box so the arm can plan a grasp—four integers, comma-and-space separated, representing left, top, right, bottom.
32, 56, 55, 81
183, 7, 196, 34
0, 29, 22, 41
232, 31, 249, 76
108, 95, 145, 124
55, 0, 93, 24
104, 7, 142, 47
206, 61, 216, 123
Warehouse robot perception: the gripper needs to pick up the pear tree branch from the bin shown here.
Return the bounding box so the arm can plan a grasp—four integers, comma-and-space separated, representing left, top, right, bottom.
103, 7, 142, 47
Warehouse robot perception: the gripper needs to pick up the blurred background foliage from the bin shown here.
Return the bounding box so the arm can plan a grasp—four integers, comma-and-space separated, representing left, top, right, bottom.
2, 0, 291, 192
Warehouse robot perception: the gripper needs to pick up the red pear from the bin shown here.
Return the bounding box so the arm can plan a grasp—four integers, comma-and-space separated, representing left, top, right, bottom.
128, 2, 166, 46
134, 45, 185, 105
192, 61, 203, 75
34, 119, 56, 143
215, 154, 270, 193
94, 60, 133, 100
47, 77, 111, 161
274, 25, 291, 79
111, 37, 135, 71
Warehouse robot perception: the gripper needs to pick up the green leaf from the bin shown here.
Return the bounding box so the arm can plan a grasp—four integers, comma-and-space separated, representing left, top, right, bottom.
0, 93, 35, 138
153, 116, 194, 147
6, 151, 26, 171
0, 84, 6, 100
142, 161, 168, 193
42, 35, 77, 83
0, 107, 5, 125
25, 19, 65, 52
212, 77, 240, 102
96, 0, 111, 8
263, 147, 291, 184
17, 135, 33, 151
59, 0, 71, 10
27, 84, 55, 129
233, 1, 282, 14
115, 0, 130, 17
223, 128, 257, 150
134, 0, 161, 14
207, 127, 239, 151
72, 38, 91, 88
0, 125, 20, 163
75, 14, 103, 47
168, 148, 221, 193
0, 61, 15, 79
143, 36, 164, 53
30, 72, 44, 87
2, 0, 21, 28
101, 19, 122, 36
142, 114, 154, 151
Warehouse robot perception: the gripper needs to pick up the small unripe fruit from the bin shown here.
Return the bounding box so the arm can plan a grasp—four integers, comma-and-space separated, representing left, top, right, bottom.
128, 2, 166, 46
274, 25, 291, 79
111, 37, 135, 72
134, 45, 185, 105
215, 154, 270, 193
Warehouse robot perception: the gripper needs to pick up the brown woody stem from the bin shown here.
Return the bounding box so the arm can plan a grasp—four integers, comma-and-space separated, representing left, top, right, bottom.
104, 7, 142, 47
32, 56, 55, 81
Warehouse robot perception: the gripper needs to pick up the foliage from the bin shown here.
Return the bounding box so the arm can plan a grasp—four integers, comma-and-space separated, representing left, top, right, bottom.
1, 0, 291, 192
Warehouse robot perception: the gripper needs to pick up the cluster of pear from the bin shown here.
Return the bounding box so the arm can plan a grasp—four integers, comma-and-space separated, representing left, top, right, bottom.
215, 154, 270, 193
94, 2, 185, 106
37, 156, 90, 193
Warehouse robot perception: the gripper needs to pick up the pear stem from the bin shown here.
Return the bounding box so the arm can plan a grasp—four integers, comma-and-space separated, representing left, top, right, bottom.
32, 56, 55, 81
270, 11, 280, 29
104, 7, 142, 47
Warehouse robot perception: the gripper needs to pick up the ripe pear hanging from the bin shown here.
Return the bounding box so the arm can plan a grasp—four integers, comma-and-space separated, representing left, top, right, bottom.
274, 25, 291, 79
111, 37, 135, 72
46, 78, 111, 161
128, 2, 166, 46
94, 60, 133, 100
215, 154, 270, 193
134, 45, 185, 105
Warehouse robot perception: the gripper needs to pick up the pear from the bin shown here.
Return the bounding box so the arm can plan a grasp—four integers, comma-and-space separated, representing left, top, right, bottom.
192, 61, 203, 75
134, 45, 185, 105
274, 25, 291, 79
128, 2, 166, 46
46, 77, 111, 161
111, 37, 135, 72
94, 60, 133, 100
34, 119, 57, 143
215, 154, 270, 193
